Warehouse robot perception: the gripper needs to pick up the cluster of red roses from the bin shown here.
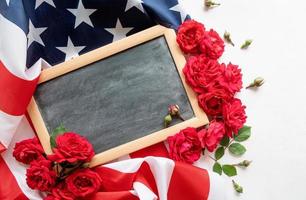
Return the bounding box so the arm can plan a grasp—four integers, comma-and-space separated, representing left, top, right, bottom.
13, 132, 101, 200
168, 20, 247, 164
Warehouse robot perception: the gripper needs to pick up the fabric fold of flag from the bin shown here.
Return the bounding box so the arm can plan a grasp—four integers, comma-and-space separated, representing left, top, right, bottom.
92, 156, 211, 200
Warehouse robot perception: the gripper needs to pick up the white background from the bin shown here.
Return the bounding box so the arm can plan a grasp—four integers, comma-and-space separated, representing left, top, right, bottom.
180, 0, 306, 199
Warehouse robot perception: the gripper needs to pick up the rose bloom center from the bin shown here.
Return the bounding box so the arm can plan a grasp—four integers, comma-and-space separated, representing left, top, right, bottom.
75, 177, 93, 188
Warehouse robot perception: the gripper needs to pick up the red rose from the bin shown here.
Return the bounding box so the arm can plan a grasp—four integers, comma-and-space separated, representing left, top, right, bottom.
183, 55, 222, 93
217, 63, 243, 95
13, 137, 44, 164
167, 127, 202, 164
46, 182, 75, 200
66, 169, 102, 197
177, 20, 205, 54
198, 120, 225, 152
44, 195, 58, 200
48, 132, 94, 163
198, 88, 231, 116
26, 159, 56, 191
222, 98, 247, 137
200, 29, 225, 60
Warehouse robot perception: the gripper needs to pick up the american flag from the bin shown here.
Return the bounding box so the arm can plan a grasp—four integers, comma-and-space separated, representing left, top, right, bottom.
1, 0, 190, 67
0, 0, 227, 199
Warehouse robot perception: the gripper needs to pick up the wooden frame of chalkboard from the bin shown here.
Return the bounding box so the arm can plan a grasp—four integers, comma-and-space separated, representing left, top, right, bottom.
27, 25, 208, 167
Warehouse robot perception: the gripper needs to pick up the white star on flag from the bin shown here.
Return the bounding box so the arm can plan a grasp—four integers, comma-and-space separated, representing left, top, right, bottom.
27, 20, 47, 47
35, 0, 55, 9
68, 0, 97, 29
56, 37, 86, 61
125, 0, 144, 13
105, 19, 134, 42
5, 0, 9, 6
169, 1, 188, 22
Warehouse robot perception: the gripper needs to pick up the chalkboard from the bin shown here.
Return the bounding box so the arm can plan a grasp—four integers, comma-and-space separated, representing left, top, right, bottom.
35, 36, 194, 153
28, 26, 208, 165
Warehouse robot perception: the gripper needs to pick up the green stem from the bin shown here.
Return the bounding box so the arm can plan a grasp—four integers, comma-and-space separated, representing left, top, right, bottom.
246, 83, 255, 89
209, 155, 217, 162
224, 139, 234, 150
177, 114, 185, 121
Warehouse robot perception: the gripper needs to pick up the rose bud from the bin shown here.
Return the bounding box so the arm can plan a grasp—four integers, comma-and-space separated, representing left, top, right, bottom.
246, 77, 264, 89
164, 114, 172, 128
168, 104, 180, 116
238, 160, 252, 167
205, 0, 220, 8
232, 180, 243, 193
224, 31, 234, 46
168, 104, 185, 121
241, 39, 253, 49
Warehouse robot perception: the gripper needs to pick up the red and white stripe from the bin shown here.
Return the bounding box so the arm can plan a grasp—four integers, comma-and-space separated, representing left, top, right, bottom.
0, 13, 41, 152
0, 11, 230, 200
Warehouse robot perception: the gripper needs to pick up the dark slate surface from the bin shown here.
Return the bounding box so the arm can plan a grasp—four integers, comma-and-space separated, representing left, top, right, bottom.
35, 36, 194, 153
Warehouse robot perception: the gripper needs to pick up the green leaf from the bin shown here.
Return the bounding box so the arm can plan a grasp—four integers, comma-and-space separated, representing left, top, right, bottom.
215, 147, 225, 160
229, 143, 247, 156
220, 136, 230, 146
50, 124, 67, 148
234, 126, 251, 142
213, 162, 222, 175
222, 165, 237, 177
